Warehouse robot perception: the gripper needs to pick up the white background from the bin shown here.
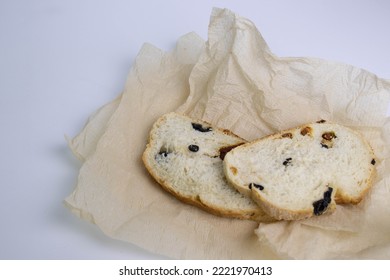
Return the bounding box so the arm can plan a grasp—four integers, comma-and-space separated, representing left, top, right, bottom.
1, 0, 389, 259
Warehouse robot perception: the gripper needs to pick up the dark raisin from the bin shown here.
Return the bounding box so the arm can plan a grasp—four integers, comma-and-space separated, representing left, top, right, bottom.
300, 127, 312, 136
320, 143, 329, 149
191, 122, 212, 132
188, 144, 199, 152
282, 133, 293, 139
313, 199, 329, 216
313, 187, 333, 215
322, 131, 336, 141
219, 143, 244, 160
158, 151, 169, 157
317, 119, 326, 123
371, 159, 376, 165
156, 150, 170, 160
323, 187, 333, 203
283, 157, 292, 166
249, 183, 264, 191
254, 183, 264, 190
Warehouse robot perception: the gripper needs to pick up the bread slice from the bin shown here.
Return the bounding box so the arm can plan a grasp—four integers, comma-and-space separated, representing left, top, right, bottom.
142, 112, 274, 222
223, 121, 376, 221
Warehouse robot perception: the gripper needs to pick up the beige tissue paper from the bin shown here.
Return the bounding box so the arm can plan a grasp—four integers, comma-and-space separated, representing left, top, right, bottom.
66, 8, 390, 259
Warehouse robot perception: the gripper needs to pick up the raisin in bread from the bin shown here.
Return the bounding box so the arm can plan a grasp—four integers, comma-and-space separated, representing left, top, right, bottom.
223, 121, 376, 221
142, 112, 274, 222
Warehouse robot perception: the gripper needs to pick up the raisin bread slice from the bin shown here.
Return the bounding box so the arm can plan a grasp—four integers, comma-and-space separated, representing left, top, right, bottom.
142, 112, 274, 222
223, 121, 376, 221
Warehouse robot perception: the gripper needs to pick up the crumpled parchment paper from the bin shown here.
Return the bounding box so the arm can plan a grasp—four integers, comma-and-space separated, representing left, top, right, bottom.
66, 8, 390, 259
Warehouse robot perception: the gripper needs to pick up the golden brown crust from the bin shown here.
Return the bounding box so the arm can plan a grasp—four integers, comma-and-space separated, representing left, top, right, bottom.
142, 150, 273, 221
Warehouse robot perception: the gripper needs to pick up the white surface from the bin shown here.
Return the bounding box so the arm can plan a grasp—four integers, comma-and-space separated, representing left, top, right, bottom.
0, 0, 389, 259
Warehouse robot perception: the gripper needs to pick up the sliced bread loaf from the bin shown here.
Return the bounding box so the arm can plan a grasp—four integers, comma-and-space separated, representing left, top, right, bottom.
223, 121, 376, 220
142, 112, 273, 222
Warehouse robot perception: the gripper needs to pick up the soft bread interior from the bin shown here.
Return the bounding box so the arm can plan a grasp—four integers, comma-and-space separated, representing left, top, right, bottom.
142, 112, 273, 221
224, 122, 376, 220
